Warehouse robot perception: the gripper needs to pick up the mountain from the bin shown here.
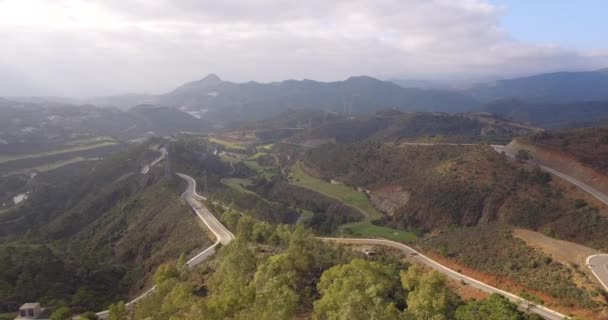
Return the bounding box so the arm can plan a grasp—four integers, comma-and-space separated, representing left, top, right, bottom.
468, 68, 608, 103
95, 74, 479, 122
159, 75, 479, 122
480, 99, 608, 128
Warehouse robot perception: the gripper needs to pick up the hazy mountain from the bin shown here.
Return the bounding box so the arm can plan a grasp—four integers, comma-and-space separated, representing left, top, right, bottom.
469, 68, 608, 103
154, 74, 480, 122
480, 99, 608, 128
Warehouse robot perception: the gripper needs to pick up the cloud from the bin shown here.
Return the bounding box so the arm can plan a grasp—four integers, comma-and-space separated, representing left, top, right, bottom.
0, 0, 605, 96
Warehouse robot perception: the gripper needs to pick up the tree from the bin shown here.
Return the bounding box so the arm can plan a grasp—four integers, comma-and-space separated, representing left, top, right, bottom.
314, 259, 403, 320
71, 287, 98, 311
236, 215, 256, 241
403, 269, 458, 320
108, 301, 127, 320
154, 263, 180, 285
455, 294, 523, 320
205, 240, 257, 318
252, 221, 273, 243
50, 307, 71, 320
221, 210, 240, 231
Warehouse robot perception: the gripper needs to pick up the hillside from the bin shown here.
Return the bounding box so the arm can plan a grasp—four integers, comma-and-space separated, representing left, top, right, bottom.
506, 127, 608, 199
298, 141, 608, 314
480, 99, 608, 128
0, 100, 209, 154
468, 68, 608, 103
286, 111, 540, 145
219, 109, 541, 146
0, 141, 211, 314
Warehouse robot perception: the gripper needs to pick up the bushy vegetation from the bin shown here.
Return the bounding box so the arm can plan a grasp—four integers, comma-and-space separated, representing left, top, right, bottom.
527, 127, 608, 174
251, 178, 363, 233
290, 111, 530, 145
302, 141, 608, 251
423, 224, 597, 309
0, 141, 210, 313
120, 221, 539, 320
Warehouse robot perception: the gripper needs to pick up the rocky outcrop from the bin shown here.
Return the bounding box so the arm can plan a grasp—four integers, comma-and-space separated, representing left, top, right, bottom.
369, 185, 410, 216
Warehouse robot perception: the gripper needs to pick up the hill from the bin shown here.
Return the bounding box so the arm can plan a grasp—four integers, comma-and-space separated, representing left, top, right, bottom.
480, 99, 608, 128
297, 141, 607, 313
216, 109, 541, 147
0, 141, 211, 313
0, 101, 209, 156
468, 68, 608, 103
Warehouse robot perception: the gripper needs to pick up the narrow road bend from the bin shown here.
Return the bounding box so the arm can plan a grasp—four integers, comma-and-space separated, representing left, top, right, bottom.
96, 173, 233, 318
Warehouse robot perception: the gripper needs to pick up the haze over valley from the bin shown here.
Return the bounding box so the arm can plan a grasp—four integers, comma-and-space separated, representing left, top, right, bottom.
2, 1, 608, 320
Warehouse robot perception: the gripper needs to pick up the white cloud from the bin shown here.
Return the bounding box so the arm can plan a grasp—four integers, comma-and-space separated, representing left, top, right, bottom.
0, 0, 605, 96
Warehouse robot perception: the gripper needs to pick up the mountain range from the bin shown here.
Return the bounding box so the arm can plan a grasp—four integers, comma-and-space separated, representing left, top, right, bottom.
7, 67, 608, 128
468, 68, 608, 103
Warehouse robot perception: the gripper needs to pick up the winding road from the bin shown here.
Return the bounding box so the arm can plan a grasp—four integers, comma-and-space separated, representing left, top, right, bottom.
322, 238, 567, 320
141, 146, 168, 174
96, 173, 233, 318
493, 144, 608, 299
94, 141, 605, 320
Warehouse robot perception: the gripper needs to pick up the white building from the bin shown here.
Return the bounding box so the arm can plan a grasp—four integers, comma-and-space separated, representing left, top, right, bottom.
15, 303, 51, 320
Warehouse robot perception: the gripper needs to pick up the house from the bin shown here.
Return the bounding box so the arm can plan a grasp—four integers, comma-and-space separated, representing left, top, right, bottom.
15, 303, 51, 320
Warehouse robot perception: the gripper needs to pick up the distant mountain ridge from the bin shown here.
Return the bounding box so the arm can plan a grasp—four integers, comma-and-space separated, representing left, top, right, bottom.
468, 68, 608, 103
480, 99, 608, 128
153, 74, 480, 122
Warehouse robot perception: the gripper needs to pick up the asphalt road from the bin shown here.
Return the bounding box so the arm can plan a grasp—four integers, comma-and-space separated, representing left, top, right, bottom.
587, 255, 608, 292
177, 173, 234, 247
141, 146, 168, 174
323, 238, 567, 320
96, 173, 233, 318
493, 144, 608, 296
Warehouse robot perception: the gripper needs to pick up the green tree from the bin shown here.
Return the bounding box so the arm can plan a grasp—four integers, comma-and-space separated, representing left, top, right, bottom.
221, 210, 241, 231
455, 294, 523, 320
236, 215, 256, 241
71, 287, 98, 311
251, 221, 273, 243
154, 263, 180, 285
50, 306, 71, 320
205, 240, 257, 318
108, 301, 127, 320
404, 269, 457, 320
314, 259, 403, 320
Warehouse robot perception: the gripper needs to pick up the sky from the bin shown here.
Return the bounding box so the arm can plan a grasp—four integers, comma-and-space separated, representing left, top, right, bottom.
0, 0, 606, 97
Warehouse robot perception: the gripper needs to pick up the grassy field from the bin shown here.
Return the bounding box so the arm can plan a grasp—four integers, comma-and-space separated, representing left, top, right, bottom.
29, 157, 98, 172
258, 143, 275, 151
208, 137, 247, 150
288, 162, 417, 242
0, 141, 118, 164
66, 136, 115, 146
344, 222, 418, 243
289, 162, 383, 220
221, 178, 257, 195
